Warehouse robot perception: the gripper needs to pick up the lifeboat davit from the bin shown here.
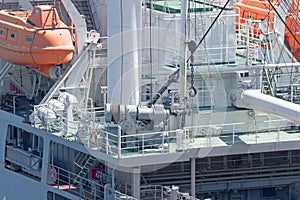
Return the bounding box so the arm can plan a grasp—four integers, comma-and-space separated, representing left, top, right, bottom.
0, 5, 75, 79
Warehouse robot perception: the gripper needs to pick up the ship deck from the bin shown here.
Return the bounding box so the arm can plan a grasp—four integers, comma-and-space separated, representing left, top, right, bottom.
55, 108, 299, 167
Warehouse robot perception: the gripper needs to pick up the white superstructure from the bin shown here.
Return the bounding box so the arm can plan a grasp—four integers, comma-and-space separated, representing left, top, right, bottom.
1, 0, 300, 200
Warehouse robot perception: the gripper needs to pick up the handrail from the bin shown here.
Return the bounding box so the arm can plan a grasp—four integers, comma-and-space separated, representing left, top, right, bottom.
140, 185, 200, 200
141, 164, 300, 190
88, 0, 100, 31
47, 163, 137, 200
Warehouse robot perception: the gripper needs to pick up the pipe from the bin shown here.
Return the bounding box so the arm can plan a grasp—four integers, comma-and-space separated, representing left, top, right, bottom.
241, 89, 300, 125
132, 167, 141, 199
107, 0, 142, 106
179, 0, 188, 104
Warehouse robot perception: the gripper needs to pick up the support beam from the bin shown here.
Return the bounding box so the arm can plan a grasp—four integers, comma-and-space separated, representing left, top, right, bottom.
179, 0, 188, 103
61, 0, 87, 54
41, 140, 50, 185
191, 158, 196, 197
132, 167, 141, 199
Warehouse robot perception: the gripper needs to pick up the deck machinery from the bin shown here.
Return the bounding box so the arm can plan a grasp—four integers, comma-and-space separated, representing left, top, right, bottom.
1, 0, 300, 200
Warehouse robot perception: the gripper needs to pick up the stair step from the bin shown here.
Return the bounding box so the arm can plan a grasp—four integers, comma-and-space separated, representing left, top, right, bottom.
73, 156, 97, 185
70, 0, 95, 30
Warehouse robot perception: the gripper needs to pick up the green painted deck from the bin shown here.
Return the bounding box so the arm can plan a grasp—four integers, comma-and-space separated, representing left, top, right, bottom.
146, 0, 213, 13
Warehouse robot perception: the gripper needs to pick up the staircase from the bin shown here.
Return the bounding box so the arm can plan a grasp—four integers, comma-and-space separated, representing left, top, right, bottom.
0, 63, 12, 80
197, 15, 206, 63
70, 0, 95, 31
261, 68, 275, 96
73, 153, 97, 185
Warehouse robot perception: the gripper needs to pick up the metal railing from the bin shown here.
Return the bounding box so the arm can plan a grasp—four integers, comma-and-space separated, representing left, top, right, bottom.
32, 94, 296, 158
140, 185, 200, 200
74, 119, 294, 158
236, 15, 276, 64
141, 163, 300, 190
47, 163, 136, 200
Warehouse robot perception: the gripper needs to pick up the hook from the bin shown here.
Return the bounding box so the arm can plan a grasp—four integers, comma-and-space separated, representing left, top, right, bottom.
189, 86, 197, 98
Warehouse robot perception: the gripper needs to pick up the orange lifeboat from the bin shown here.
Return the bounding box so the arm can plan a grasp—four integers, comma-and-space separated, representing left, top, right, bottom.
234, 0, 300, 61
0, 5, 75, 78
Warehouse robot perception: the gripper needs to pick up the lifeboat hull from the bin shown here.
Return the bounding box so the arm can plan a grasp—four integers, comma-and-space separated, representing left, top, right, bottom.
0, 5, 75, 78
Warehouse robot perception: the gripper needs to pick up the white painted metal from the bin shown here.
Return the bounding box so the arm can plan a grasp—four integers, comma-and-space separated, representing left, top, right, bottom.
64, 99, 75, 137
241, 89, 300, 125
171, 186, 180, 200
107, 0, 142, 105
61, 0, 87, 54
132, 167, 141, 199
146, 9, 236, 66
3, 0, 300, 199
36, 106, 56, 124
271, 0, 296, 63
40, 43, 99, 107
274, 0, 293, 42
179, 0, 188, 105
191, 157, 196, 197
47, 99, 65, 116
58, 92, 78, 105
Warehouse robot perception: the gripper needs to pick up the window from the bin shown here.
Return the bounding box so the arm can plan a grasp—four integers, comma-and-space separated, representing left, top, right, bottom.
34, 9, 39, 15
0, 30, 3, 35
26, 36, 33, 43
10, 33, 15, 39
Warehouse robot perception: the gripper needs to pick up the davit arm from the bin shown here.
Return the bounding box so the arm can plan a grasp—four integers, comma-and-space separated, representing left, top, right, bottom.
232, 89, 300, 125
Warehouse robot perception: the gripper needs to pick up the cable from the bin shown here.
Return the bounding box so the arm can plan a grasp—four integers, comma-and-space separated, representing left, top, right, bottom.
186, 0, 231, 63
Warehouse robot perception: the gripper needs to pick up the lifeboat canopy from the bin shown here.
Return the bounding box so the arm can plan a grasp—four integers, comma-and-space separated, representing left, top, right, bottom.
0, 5, 76, 79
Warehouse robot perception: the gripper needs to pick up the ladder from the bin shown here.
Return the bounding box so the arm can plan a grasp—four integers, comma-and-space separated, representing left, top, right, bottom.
197, 15, 206, 63
73, 155, 97, 185
261, 68, 275, 96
